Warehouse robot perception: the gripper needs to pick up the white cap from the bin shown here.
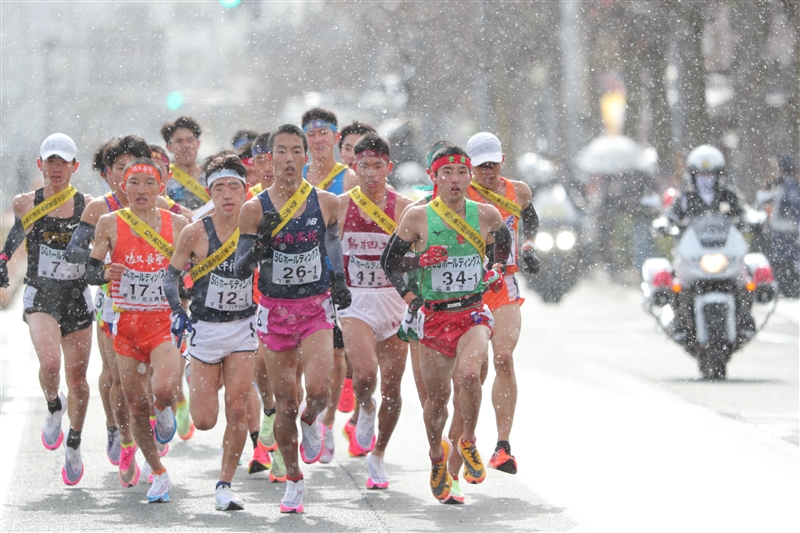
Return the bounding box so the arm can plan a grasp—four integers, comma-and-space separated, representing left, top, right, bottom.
466, 132, 503, 167
40, 133, 77, 162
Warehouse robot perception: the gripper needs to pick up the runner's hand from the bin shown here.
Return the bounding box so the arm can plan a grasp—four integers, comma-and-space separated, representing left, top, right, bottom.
408, 296, 424, 318
257, 210, 282, 248
418, 245, 448, 267
521, 248, 541, 275
331, 272, 352, 310
0, 258, 9, 288
170, 312, 193, 349
483, 268, 505, 293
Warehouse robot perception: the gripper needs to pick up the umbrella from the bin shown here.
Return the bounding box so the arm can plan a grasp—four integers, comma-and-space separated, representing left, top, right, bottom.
576, 135, 646, 175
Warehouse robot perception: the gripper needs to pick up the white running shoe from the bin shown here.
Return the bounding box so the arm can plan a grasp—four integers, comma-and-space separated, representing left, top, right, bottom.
280, 479, 305, 513
154, 405, 176, 444
106, 427, 121, 465
42, 392, 66, 450
319, 423, 334, 464
355, 404, 376, 453
141, 461, 153, 484
366, 453, 389, 489
147, 471, 173, 503
61, 445, 84, 486
298, 402, 323, 464
215, 484, 243, 511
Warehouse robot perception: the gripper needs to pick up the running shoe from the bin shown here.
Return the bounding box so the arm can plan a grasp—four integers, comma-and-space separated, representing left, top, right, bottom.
257, 410, 277, 452
141, 461, 153, 484
319, 424, 335, 464
430, 439, 453, 502
176, 399, 195, 441
365, 453, 389, 490
459, 438, 486, 484
118, 443, 140, 488
338, 377, 355, 412
299, 411, 324, 464
149, 418, 170, 457
154, 405, 177, 444
443, 478, 465, 505
215, 484, 243, 511
42, 392, 66, 450
488, 447, 518, 475
354, 405, 376, 454
147, 471, 173, 503
61, 445, 84, 486
106, 426, 121, 465
279, 479, 305, 513
342, 418, 356, 440
270, 449, 287, 483
248, 446, 272, 474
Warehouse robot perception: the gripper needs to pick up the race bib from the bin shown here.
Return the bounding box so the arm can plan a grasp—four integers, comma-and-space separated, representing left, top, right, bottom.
37, 245, 85, 280
347, 255, 391, 288
272, 247, 323, 285
118, 269, 167, 306
204, 273, 253, 311
430, 254, 482, 293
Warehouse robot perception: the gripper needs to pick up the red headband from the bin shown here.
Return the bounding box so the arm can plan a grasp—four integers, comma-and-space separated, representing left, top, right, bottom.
240, 157, 254, 167
354, 149, 390, 164
151, 151, 170, 166
124, 163, 162, 183
430, 154, 471, 175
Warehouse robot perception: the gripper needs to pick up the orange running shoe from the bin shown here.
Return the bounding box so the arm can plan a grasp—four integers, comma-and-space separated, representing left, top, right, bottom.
338, 377, 355, 413
459, 438, 486, 484
488, 446, 518, 475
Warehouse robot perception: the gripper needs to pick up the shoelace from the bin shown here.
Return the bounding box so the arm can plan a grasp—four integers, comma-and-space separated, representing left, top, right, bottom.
463, 444, 481, 465
431, 463, 445, 486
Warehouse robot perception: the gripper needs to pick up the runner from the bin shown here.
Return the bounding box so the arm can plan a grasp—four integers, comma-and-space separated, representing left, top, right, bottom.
1, 133, 94, 486
338, 121, 377, 169
164, 154, 257, 511
381, 145, 511, 503
466, 132, 540, 475
234, 124, 351, 513
161, 116, 207, 210
337, 134, 413, 488
86, 157, 189, 503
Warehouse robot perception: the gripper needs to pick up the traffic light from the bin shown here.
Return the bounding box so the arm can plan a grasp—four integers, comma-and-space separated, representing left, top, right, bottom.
166, 91, 184, 111
219, 0, 241, 8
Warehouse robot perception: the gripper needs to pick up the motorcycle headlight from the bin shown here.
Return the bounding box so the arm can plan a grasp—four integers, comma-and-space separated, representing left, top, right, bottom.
535, 232, 554, 252
699, 253, 729, 273
556, 231, 576, 251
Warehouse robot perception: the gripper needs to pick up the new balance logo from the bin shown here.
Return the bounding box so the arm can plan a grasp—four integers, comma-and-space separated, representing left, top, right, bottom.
306, 218, 318, 226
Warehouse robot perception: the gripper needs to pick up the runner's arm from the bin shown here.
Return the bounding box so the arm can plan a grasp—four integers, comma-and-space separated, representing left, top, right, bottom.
233, 233, 264, 280
380, 233, 415, 299
163, 265, 186, 314
65, 221, 95, 264
324, 221, 345, 273
492, 223, 513, 268
0, 216, 25, 260
521, 203, 539, 240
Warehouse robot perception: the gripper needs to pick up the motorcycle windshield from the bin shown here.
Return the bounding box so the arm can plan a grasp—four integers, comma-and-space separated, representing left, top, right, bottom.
688, 214, 731, 248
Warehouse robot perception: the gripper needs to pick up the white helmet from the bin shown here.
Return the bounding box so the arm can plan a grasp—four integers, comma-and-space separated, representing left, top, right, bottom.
686, 145, 725, 175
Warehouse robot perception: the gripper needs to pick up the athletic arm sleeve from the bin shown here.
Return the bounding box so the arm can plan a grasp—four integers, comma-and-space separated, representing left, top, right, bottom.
85, 257, 107, 286
163, 265, 186, 315
233, 233, 263, 280
65, 221, 95, 264
492, 224, 513, 266
0, 216, 25, 261
521, 203, 539, 241
380, 233, 414, 298
324, 221, 345, 273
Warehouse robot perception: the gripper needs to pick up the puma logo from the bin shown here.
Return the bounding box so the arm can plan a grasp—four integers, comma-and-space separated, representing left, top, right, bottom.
432, 230, 445, 236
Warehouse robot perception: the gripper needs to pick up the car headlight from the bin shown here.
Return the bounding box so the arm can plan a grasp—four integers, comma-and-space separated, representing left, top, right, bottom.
556, 231, 576, 251
535, 232, 554, 252
699, 253, 729, 273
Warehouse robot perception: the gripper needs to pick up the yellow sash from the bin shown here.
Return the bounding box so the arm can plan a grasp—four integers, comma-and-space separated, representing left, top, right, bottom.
170, 164, 210, 203
272, 180, 313, 236
249, 183, 263, 196
117, 209, 175, 259
189, 228, 239, 282
317, 162, 348, 191
429, 198, 485, 260
470, 180, 522, 219
22, 186, 77, 229
348, 187, 396, 235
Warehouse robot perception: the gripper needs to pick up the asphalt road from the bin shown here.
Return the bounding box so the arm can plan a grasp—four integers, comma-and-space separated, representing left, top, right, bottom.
1, 273, 797, 532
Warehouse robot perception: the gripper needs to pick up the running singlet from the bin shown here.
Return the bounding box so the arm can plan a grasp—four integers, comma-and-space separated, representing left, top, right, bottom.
420, 200, 485, 301
104, 192, 123, 212
110, 209, 174, 312
467, 177, 519, 274
190, 217, 256, 323
343, 190, 398, 289
25, 188, 87, 290
257, 188, 330, 299
302, 164, 347, 195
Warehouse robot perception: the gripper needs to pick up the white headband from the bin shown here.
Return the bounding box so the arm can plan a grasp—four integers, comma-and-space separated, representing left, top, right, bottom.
206, 168, 246, 186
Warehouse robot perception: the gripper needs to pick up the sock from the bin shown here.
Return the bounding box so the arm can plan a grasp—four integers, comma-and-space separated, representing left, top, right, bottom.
287, 473, 304, 482
250, 431, 259, 449
121, 441, 135, 449
66, 429, 82, 449
216, 480, 231, 490
154, 400, 166, 412
176, 398, 187, 409
107, 425, 118, 433
496, 440, 511, 454
152, 467, 167, 476
263, 406, 276, 417
47, 396, 62, 414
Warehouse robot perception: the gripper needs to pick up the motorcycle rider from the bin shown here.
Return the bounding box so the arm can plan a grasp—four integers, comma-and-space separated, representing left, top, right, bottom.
768, 156, 800, 297
666, 145, 754, 342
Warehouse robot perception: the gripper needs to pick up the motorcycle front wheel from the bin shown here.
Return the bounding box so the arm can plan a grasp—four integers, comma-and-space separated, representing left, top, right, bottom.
699, 346, 727, 380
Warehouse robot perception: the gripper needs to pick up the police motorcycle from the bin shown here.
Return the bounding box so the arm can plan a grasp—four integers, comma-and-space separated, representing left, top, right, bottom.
517, 153, 586, 303
641, 147, 777, 380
